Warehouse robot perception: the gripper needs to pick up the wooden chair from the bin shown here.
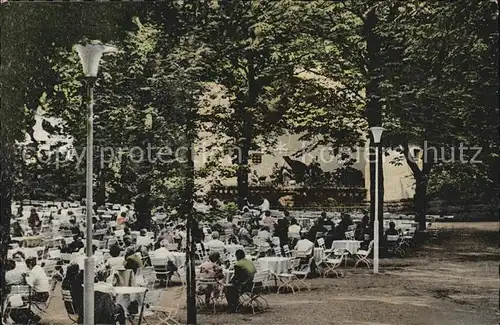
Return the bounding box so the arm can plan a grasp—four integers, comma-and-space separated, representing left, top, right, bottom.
3, 285, 32, 323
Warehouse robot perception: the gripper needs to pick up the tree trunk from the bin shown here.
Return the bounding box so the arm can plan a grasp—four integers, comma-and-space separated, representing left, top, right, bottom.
403, 141, 433, 231
135, 189, 151, 231
0, 142, 13, 311
237, 143, 250, 209
96, 168, 106, 209
414, 175, 428, 230
237, 51, 256, 209
365, 4, 384, 230
185, 107, 197, 325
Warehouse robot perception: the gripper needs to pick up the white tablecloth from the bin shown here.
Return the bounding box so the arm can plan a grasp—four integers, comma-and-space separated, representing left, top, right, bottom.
113, 286, 147, 315
11, 236, 43, 248
152, 252, 186, 268
258, 257, 291, 275
331, 240, 361, 254
168, 252, 186, 267
225, 244, 245, 255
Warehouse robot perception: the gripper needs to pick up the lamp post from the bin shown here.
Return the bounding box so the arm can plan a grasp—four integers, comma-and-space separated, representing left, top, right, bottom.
370, 126, 384, 274
73, 42, 117, 325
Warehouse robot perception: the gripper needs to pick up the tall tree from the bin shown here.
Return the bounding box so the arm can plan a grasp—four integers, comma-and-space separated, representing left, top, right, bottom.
45, 15, 204, 230
0, 0, 140, 310
286, 0, 385, 229
192, 0, 308, 208
378, 0, 499, 228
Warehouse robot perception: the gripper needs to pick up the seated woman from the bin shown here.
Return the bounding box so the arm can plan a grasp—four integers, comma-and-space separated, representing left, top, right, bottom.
5, 259, 24, 292
107, 245, 125, 271
12, 251, 29, 273
68, 234, 84, 253
235, 225, 252, 246
124, 247, 143, 273
122, 227, 134, 247
385, 222, 399, 237
384, 222, 400, 245
198, 252, 224, 305
295, 233, 314, 259
61, 263, 81, 316
11, 220, 24, 237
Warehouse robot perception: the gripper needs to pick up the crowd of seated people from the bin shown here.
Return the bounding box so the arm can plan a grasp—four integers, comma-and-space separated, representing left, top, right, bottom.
4, 254, 50, 324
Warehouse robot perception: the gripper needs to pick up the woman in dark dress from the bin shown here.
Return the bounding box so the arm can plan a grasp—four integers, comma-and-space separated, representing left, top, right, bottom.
64, 263, 126, 324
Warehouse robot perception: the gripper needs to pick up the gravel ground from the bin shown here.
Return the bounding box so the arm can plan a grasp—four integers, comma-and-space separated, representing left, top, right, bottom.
39, 223, 499, 325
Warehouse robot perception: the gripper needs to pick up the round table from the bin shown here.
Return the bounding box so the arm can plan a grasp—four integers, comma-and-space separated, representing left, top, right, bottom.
331, 240, 362, 254
258, 257, 292, 275
11, 236, 42, 248
168, 252, 186, 268
152, 252, 186, 268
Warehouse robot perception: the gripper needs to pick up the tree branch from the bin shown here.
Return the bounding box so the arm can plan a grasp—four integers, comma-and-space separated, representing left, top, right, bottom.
402, 140, 422, 179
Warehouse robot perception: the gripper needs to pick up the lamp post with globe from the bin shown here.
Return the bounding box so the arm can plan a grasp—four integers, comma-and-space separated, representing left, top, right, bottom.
370, 126, 384, 274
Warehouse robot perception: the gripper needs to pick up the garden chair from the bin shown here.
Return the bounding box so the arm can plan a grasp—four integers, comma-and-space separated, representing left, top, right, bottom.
291, 256, 313, 291
3, 285, 32, 324
344, 231, 355, 240
42, 259, 58, 278
354, 240, 373, 267
282, 244, 293, 258
236, 271, 270, 314
386, 235, 405, 257
317, 238, 333, 254
321, 252, 344, 278
150, 256, 174, 287
32, 277, 58, 314
142, 286, 184, 325
277, 258, 301, 294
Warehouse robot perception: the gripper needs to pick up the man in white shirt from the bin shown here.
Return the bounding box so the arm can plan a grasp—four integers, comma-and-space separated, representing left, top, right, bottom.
24, 257, 50, 301
153, 246, 170, 257
258, 197, 270, 212
288, 218, 301, 234
294, 234, 314, 257
137, 229, 152, 247
107, 245, 126, 271
256, 226, 271, 241
205, 231, 225, 252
